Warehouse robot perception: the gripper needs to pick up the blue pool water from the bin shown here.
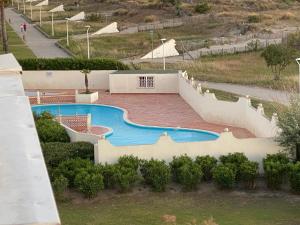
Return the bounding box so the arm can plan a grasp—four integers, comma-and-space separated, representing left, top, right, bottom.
32, 104, 219, 146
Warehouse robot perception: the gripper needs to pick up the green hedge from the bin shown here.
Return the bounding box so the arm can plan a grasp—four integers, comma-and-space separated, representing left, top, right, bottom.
18, 58, 129, 70
42, 142, 94, 170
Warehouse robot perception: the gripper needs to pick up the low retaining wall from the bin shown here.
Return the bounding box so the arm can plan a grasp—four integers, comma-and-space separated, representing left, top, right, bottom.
62, 124, 100, 144
22, 70, 114, 90
94, 132, 282, 172
178, 72, 279, 138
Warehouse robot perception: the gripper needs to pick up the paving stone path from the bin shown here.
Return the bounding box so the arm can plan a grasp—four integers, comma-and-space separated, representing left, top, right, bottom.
5, 8, 69, 58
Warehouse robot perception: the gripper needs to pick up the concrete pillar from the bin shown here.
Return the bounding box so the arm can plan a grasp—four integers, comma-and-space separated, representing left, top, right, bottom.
256, 103, 265, 115
87, 113, 91, 133
36, 91, 41, 104
197, 83, 202, 94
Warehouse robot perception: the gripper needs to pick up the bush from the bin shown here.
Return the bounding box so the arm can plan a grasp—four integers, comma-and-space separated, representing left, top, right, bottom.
263, 154, 290, 190
240, 161, 259, 189
54, 158, 94, 187
289, 162, 300, 193
140, 159, 171, 192
114, 165, 139, 192
18, 58, 129, 70
52, 175, 68, 199
102, 164, 118, 189
212, 164, 236, 189
247, 15, 261, 23
42, 142, 94, 170
74, 169, 104, 198
177, 162, 203, 190
263, 161, 289, 189
117, 155, 140, 171
194, 2, 211, 14
170, 155, 193, 182
36, 119, 70, 143
195, 155, 218, 181
219, 153, 248, 180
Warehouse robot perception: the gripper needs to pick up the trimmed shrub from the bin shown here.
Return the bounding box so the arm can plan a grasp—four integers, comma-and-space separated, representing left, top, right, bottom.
102, 164, 118, 189
140, 159, 171, 192
289, 162, 300, 193
52, 175, 68, 199
212, 164, 236, 189
42, 142, 94, 169
177, 162, 203, 190
195, 155, 218, 181
263, 161, 288, 189
263, 154, 290, 190
54, 158, 94, 187
240, 161, 259, 189
74, 169, 104, 198
18, 58, 129, 70
36, 119, 70, 143
33, 111, 54, 121
219, 153, 248, 180
114, 165, 139, 192
195, 2, 211, 14
170, 155, 193, 182
117, 155, 140, 171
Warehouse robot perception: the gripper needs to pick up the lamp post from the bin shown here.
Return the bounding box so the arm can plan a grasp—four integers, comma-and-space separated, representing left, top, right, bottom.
85, 25, 91, 59
51, 12, 54, 36
65, 17, 70, 46
39, 6, 42, 25
150, 30, 154, 60
23, 0, 26, 14
30, 1, 32, 20
296, 58, 300, 93
160, 38, 166, 70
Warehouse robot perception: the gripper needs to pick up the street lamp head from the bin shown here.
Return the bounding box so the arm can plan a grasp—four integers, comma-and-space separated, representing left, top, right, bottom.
85, 25, 91, 28
65, 17, 70, 20
296, 58, 300, 65
160, 38, 167, 42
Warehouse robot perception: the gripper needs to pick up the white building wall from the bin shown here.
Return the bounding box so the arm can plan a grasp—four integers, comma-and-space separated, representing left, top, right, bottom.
178, 73, 279, 137
22, 70, 114, 90
95, 132, 282, 172
109, 73, 179, 93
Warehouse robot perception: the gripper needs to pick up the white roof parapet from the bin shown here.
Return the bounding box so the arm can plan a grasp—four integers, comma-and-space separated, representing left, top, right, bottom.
141, 39, 179, 59
69, 11, 85, 21
91, 22, 119, 36
0, 53, 60, 225
35, 0, 48, 6
0, 53, 22, 74
49, 4, 64, 13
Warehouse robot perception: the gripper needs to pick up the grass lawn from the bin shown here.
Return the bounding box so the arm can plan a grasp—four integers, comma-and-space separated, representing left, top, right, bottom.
58, 189, 300, 225
0, 23, 35, 59
58, 21, 226, 59
139, 51, 299, 91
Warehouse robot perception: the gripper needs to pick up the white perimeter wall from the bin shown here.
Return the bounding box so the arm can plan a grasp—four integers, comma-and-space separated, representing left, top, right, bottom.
109, 73, 179, 93
22, 70, 114, 90
178, 73, 279, 138
95, 132, 282, 172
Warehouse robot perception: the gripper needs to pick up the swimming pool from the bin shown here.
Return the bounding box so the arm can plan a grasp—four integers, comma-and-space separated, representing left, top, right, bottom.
32, 104, 219, 146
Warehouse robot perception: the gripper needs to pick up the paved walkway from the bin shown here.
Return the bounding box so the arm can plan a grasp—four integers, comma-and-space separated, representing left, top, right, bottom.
200, 81, 291, 105
5, 8, 69, 58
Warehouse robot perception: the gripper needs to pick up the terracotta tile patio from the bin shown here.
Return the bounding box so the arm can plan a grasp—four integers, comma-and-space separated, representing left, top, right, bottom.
27, 89, 254, 138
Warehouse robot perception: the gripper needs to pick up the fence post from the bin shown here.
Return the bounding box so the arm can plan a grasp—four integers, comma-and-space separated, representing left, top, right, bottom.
37, 91, 41, 104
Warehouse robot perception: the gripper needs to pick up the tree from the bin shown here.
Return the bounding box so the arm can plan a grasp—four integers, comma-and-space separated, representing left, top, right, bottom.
261, 44, 296, 80
276, 96, 300, 157
80, 69, 91, 94
0, 0, 9, 53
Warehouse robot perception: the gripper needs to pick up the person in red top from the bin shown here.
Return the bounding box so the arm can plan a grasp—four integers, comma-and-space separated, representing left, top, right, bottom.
23, 23, 27, 32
